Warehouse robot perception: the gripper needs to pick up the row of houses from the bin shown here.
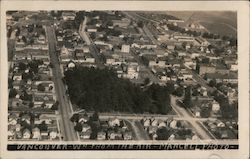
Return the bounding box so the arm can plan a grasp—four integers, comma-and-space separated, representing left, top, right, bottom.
8, 113, 59, 140
141, 117, 198, 140
73, 114, 133, 140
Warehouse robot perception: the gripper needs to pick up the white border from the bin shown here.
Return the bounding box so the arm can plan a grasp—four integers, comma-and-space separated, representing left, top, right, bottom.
1, 1, 249, 159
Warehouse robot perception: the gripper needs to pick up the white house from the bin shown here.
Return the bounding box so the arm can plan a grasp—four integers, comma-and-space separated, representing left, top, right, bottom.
23, 129, 31, 139
121, 45, 130, 53
108, 118, 120, 127
211, 100, 220, 113
32, 127, 41, 139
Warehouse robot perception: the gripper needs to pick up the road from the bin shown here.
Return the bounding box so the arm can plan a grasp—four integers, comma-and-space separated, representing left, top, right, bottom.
97, 112, 216, 122
79, 17, 103, 66
123, 12, 160, 46
124, 12, 218, 140
45, 26, 77, 141
8, 31, 16, 61
142, 25, 161, 45
170, 95, 216, 140
125, 119, 150, 140
184, 64, 215, 92
184, 64, 226, 97
130, 49, 160, 83
123, 11, 160, 24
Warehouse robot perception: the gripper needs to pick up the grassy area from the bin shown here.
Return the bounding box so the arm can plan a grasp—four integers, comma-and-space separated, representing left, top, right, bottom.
165, 11, 237, 37
200, 22, 236, 37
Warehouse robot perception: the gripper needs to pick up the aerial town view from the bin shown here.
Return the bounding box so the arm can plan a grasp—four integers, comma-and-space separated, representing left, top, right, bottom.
7, 11, 238, 142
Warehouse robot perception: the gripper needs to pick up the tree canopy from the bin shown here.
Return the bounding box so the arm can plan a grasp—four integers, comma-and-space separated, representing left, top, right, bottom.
64, 67, 172, 114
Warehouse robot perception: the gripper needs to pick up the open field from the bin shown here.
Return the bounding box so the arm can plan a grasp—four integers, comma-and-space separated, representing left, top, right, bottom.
165, 11, 237, 37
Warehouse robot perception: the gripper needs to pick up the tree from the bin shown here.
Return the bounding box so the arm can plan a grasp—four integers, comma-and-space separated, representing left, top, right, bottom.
200, 106, 211, 118
173, 86, 184, 97
92, 111, 99, 121
208, 79, 216, 87
70, 113, 80, 122
64, 67, 172, 115
37, 84, 45, 92
9, 88, 17, 98
183, 86, 192, 108
22, 36, 27, 44
38, 121, 48, 131
74, 122, 82, 132
137, 21, 144, 28
201, 58, 209, 64
41, 102, 46, 108
143, 78, 150, 85
29, 102, 34, 108
18, 62, 27, 71
51, 101, 59, 110
20, 91, 32, 101
156, 127, 170, 140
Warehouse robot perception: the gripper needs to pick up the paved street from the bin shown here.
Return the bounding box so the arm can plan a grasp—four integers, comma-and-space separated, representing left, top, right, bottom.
45, 26, 77, 141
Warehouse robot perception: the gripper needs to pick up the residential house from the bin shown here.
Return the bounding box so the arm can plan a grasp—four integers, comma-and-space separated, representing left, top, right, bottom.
49, 128, 58, 140
39, 115, 53, 124
32, 127, 41, 139
112, 18, 131, 28
8, 125, 16, 140
23, 128, 31, 139
78, 114, 89, 123
60, 46, 73, 63
97, 131, 106, 140
123, 131, 132, 140
195, 37, 210, 46
108, 117, 120, 127
62, 12, 76, 21
142, 118, 151, 128
211, 100, 220, 113
81, 123, 91, 133
13, 73, 22, 81
41, 130, 49, 138
151, 118, 158, 127
21, 114, 31, 124
108, 130, 123, 140
105, 56, 116, 65
12, 81, 22, 90
80, 129, 92, 139
173, 34, 195, 43
16, 123, 21, 132
169, 120, 177, 129
148, 126, 158, 135
87, 26, 97, 32
8, 114, 18, 125
205, 72, 238, 84
198, 64, 216, 75
11, 98, 22, 107
67, 61, 76, 68
121, 44, 130, 53
123, 64, 139, 79
158, 120, 167, 128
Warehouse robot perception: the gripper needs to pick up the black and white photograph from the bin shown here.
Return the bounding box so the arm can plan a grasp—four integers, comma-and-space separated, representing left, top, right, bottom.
0, 1, 249, 159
